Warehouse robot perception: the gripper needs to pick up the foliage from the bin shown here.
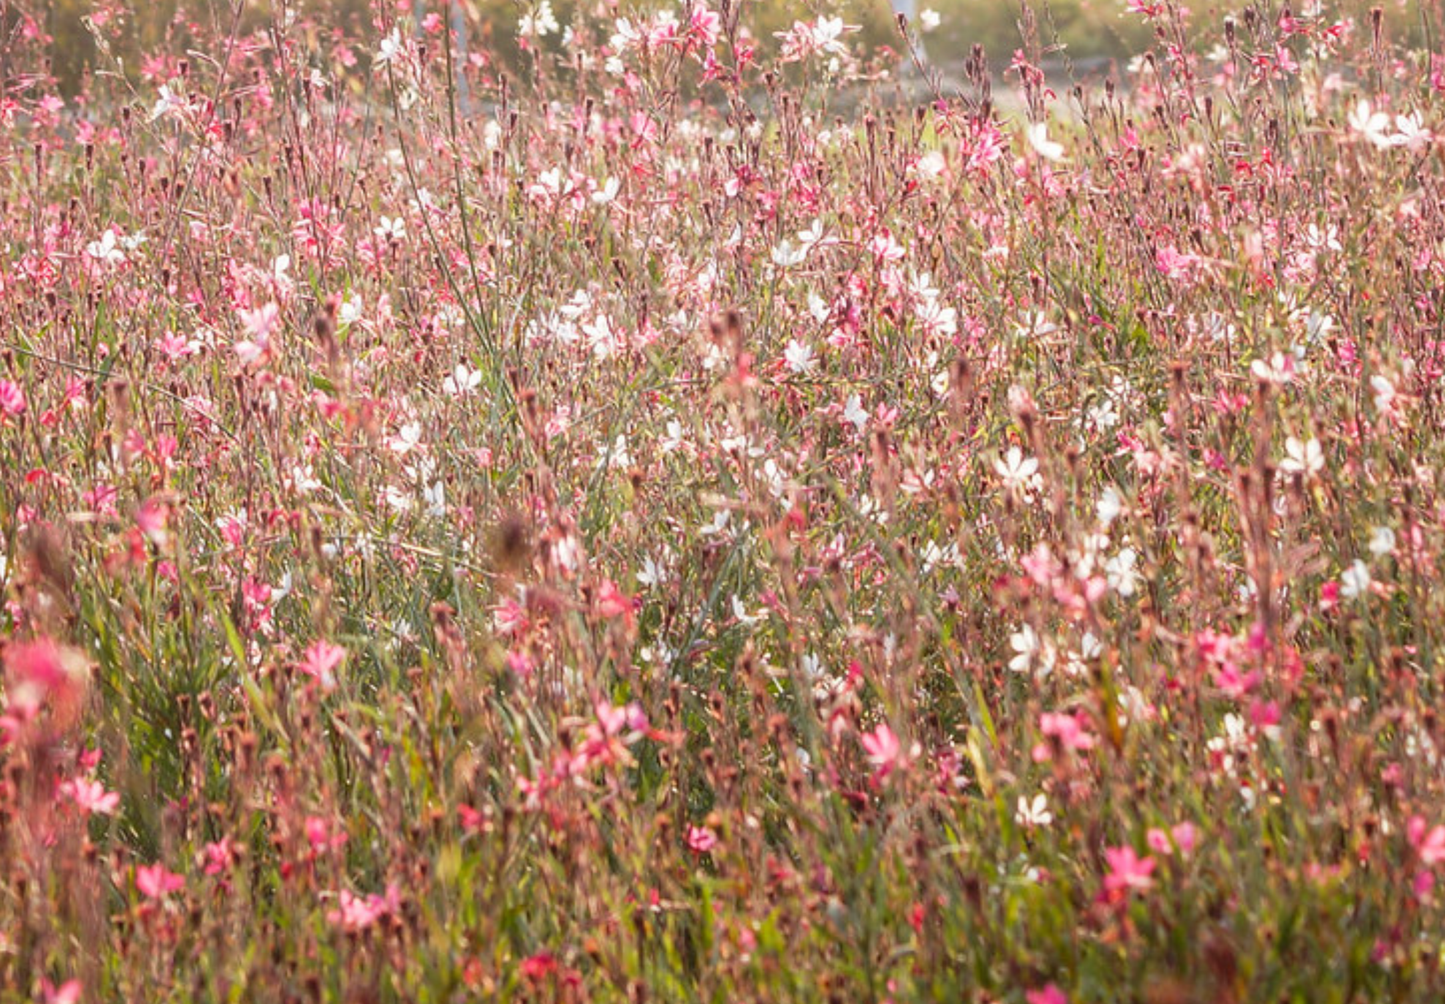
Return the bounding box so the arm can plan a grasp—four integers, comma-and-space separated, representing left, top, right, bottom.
3, 0, 1445, 1001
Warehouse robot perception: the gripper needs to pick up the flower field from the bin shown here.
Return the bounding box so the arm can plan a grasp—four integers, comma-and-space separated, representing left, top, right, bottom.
3, 0, 1445, 1000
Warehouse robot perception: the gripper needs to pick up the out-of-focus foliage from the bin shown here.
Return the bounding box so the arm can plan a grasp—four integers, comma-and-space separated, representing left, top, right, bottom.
29, 0, 1143, 97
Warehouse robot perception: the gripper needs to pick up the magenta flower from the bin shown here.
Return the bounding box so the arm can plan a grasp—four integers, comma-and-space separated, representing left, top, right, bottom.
298, 640, 346, 692
1409, 816, 1445, 866
1026, 985, 1068, 1004
40, 980, 82, 1004
685, 825, 719, 854
58, 777, 120, 816
862, 722, 908, 782
327, 885, 399, 933
1103, 846, 1156, 895
135, 862, 185, 899
0, 379, 25, 418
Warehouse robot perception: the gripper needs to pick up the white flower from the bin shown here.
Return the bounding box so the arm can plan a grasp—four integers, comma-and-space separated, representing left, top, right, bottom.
800, 652, 822, 681
583, 314, 624, 359
920, 539, 958, 574
1008, 625, 1055, 677
811, 16, 850, 55
443, 363, 483, 397
637, 553, 669, 588
1349, 99, 1394, 149
338, 293, 364, 328
1371, 375, 1396, 412
918, 8, 942, 31
383, 484, 414, 512
1025, 121, 1065, 162
374, 216, 406, 241
1016, 311, 1060, 339
1304, 310, 1335, 344
731, 595, 762, 626
1197, 312, 1237, 343
1340, 559, 1371, 600
1393, 111, 1432, 151
931, 366, 951, 399
1097, 486, 1123, 527
543, 535, 577, 575
912, 149, 946, 180
287, 464, 322, 495
1015, 794, 1052, 829
1305, 224, 1343, 253
389, 421, 423, 456
607, 434, 633, 469
797, 218, 834, 251
842, 394, 868, 434
660, 418, 686, 454
916, 296, 957, 338
151, 82, 182, 121
519, 0, 559, 38
994, 447, 1040, 493
1087, 396, 1119, 431
1008, 625, 1038, 672
376, 27, 404, 66
784, 339, 817, 375
1105, 547, 1141, 597
591, 177, 620, 204
1368, 526, 1396, 558
424, 481, 446, 517
86, 229, 126, 266
771, 239, 807, 268
1279, 437, 1324, 477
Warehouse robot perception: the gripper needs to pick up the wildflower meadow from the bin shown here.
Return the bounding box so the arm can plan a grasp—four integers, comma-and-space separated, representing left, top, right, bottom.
3, 0, 1445, 999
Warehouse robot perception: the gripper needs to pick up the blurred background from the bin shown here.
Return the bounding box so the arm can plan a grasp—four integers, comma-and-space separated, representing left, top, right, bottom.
18, 0, 1424, 100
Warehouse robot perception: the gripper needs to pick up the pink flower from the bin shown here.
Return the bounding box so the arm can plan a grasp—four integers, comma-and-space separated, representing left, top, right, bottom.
1155, 245, 1202, 281
579, 700, 649, 769
238, 301, 280, 339
861, 722, 907, 782
0, 379, 25, 418
59, 777, 120, 816
520, 952, 559, 980
202, 838, 236, 876
1415, 870, 1436, 898
305, 816, 347, 854
327, 885, 399, 932
1409, 816, 1445, 866
686, 825, 719, 854
594, 699, 647, 739
1033, 711, 1097, 761
1027, 985, 1068, 1004
298, 640, 346, 691
3, 637, 88, 734
235, 302, 280, 365
40, 980, 82, 1004
595, 579, 634, 623
1213, 662, 1261, 700
689, 5, 721, 46
135, 862, 185, 899
1103, 845, 1156, 895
